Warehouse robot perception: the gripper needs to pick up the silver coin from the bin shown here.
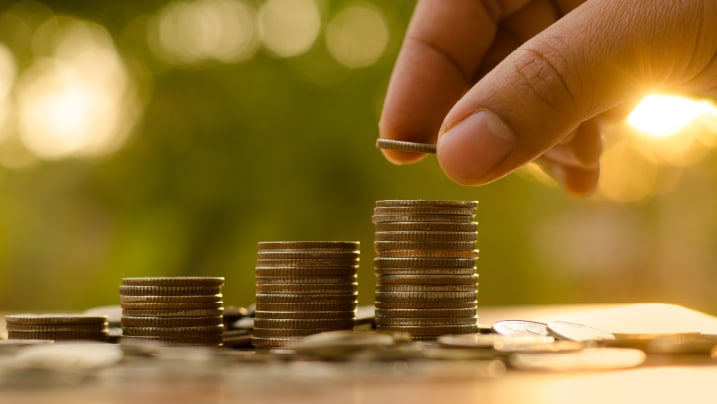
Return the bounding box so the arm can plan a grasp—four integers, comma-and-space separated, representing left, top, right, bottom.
375, 267, 477, 276
374, 241, 476, 251
492, 320, 549, 337
377, 284, 476, 293
495, 340, 583, 354
372, 214, 475, 223
375, 291, 477, 303
437, 334, 555, 349
376, 200, 478, 208
547, 321, 615, 342
375, 222, 478, 232
257, 241, 359, 250
377, 249, 478, 258
376, 307, 477, 318
509, 347, 646, 371
255, 283, 357, 294
375, 317, 477, 327
374, 258, 476, 268
375, 231, 477, 242
375, 138, 436, 154
376, 274, 479, 285
373, 206, 476, 216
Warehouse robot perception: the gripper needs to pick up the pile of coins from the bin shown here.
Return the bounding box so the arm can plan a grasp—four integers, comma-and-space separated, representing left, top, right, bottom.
253, 241, 359, 350
119, 277, 225, 346
373, 200, 479, 340
6, 314, 109, 341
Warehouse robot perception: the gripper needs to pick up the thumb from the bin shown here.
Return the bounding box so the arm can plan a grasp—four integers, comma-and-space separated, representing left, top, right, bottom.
436, 0, 716, 187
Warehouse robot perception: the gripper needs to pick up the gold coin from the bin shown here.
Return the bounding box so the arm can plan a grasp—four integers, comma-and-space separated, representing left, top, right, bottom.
251, 336, 301, 348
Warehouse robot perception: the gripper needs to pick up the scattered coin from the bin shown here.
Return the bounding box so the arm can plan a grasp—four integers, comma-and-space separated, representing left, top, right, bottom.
547, 321, 616, 342
437, 334, 555, 349
492, 320, 550, 337
509, 347, 646, 371
375, 138, 436, 154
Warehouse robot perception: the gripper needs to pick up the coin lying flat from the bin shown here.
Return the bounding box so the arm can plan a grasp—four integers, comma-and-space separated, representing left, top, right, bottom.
255, 266, 359, 276
374, 257, 477, 268
377, 274, 479, 285
121, 308, 224, 317
376, 307, 477, 318
8, 330, 108, 341
375, 222, 478, 232
373, 206, 476, 216
372, 214, 475, 223
374, 301, 477, 309
120, 316, 223, 327
258, 241, 359, 250
255, 293, 357, 304
255, 258, 360, 267
253, 327, 353, 338
375, 267, 478, 277
119, 285, 223, 296
255, 302, 357, 312
375, 241, 476, 252
376, 324, 477, 336
547, 321, 615, 342
376, 200, 478, 208
122, 325, 224, 337
120, 294, 223, 304
377, 284, 476, 293
121, 277, 225, 287
375, 139, 436, 154
254, 310, 356, 320
492, 320, 550, 337
255, 283, 357, 294
253, 318, 355, 329
375, 231, 478, 242
255, 276, 357, 284
375, 291, 477, 303
6, 314, 108, 325
256, 250, 360, 259
509, 347, 646, 371
119, 301, 224, 310
437, 334, 555, 349
375, 317, 477, 327
7, 323, 108, 332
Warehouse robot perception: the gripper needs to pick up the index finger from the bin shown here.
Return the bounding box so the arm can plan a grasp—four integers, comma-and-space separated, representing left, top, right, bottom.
378, 0, 527, 164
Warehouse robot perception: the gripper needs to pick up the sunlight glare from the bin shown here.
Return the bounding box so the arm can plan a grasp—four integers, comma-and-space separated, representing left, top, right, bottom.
627, 94, 713, 138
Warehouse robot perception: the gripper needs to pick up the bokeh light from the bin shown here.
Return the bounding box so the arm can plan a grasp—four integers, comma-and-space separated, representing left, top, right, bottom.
257, 0, 321, 58
325, 2, 389, 69
16, 17, 140, 160
149, 0, 259, 65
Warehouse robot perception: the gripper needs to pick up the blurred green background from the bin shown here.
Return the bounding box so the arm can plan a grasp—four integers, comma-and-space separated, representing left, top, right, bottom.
0, 0, 716, 315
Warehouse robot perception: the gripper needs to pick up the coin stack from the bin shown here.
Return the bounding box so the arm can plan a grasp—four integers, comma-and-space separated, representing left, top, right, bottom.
6, 314, 109, 341
373, 200, 479, 340
253, 241, 359, 350
119, 277, 225, 346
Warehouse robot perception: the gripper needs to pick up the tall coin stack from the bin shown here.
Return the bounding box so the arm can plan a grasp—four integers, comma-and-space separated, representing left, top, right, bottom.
373, 200, 479, 340
6, 314, 109, 341
119, 277, 225, 346
253, 241, 359, 350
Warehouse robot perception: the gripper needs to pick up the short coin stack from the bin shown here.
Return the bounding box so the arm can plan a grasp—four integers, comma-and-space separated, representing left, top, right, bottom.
6, 314, 109, 341
253, 241, 359, 350
373, 200, 479, 340
119, 277, 225, 346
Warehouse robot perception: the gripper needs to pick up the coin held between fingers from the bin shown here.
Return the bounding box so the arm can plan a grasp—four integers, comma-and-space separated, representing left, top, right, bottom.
376, 139, 436, 154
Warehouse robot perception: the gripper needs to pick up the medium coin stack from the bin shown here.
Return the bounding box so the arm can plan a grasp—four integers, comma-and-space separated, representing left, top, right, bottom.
253, 241, 359, 350
119, 277, 225, 346
6, 314, 109, 341
373, 200, 479, 340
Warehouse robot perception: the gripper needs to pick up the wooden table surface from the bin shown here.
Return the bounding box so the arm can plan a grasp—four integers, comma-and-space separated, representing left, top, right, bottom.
2, 303, 716, 404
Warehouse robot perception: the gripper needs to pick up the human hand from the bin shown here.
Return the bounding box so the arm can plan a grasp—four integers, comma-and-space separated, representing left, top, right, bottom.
378, 0, 717, 196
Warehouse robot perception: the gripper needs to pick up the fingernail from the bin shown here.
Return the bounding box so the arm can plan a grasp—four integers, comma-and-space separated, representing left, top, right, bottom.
437, 109, 515, 185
